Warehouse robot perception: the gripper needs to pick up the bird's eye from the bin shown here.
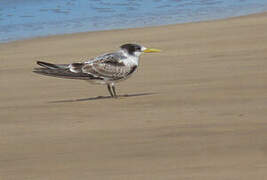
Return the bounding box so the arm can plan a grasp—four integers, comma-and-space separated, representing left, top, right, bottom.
136, 47, 141, 51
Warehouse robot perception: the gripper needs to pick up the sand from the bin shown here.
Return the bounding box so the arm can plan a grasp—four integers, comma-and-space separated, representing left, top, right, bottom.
1, 13, 267, 180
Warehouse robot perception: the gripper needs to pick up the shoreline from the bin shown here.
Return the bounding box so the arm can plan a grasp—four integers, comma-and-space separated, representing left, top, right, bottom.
1, 11, 267, 180
1, 11, 267, 45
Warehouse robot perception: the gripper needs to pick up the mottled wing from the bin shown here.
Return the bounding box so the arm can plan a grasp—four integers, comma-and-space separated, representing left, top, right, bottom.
82, 53, 134, 80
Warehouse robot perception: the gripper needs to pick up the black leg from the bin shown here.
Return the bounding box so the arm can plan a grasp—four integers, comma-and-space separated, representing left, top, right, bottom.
107, 84, 114, 97
111, 85, 117, 98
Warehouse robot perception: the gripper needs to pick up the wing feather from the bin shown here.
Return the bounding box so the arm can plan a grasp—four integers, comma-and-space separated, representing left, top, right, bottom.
82, 52, 134, 80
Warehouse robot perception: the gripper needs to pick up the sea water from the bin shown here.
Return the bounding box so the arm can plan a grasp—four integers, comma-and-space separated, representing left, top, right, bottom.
1, 0, 267, 42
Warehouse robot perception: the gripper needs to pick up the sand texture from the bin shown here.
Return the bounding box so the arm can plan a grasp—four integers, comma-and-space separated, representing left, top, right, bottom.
1, 13, 267, 180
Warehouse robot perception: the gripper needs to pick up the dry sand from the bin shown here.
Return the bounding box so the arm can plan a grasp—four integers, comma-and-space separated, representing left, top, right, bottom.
1, 13, 267, 180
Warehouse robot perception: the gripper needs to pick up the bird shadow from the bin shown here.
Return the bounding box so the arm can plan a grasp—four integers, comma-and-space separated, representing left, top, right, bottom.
49, 92, 156, 103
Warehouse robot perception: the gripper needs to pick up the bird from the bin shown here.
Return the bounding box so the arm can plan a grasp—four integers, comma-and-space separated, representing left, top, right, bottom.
33, 43, 160, 98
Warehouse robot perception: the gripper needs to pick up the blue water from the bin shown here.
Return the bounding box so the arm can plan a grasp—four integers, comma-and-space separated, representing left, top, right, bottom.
1, 0, 267, 42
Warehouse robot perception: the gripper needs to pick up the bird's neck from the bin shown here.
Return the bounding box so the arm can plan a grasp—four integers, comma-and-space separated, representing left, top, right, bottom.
120, 50, 139, 66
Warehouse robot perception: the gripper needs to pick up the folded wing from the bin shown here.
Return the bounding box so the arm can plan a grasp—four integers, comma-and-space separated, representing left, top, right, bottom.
82, 53, 132, 80
33, 61, 102, 80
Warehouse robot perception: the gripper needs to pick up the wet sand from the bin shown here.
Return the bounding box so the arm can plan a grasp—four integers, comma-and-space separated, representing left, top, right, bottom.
1, 13, 267, 180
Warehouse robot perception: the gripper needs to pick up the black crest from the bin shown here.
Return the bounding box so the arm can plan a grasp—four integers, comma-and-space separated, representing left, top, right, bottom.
120, 44, 142, 55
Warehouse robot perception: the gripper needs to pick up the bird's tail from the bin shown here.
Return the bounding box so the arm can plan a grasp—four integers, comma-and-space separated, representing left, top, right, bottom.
33, 61, 98, 80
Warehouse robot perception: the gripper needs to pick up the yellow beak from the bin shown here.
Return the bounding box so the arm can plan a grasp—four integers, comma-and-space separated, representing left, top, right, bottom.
143, 48, 161, 53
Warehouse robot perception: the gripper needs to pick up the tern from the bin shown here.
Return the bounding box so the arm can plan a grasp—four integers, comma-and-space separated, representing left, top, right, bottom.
33, 43, 160, 98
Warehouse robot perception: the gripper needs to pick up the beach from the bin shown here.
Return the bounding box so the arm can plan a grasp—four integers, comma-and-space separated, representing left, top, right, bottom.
1, 12, 267, 179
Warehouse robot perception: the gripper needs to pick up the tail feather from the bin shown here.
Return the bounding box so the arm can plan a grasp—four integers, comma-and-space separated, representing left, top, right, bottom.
37, 61, 61, 69
34, 61, 102, 80
33, 68, 93, 80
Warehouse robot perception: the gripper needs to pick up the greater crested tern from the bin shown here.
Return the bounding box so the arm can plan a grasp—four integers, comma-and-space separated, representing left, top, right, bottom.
33, 43, 160, 98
